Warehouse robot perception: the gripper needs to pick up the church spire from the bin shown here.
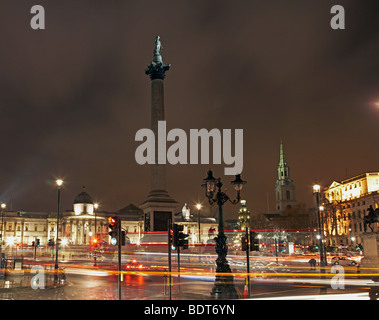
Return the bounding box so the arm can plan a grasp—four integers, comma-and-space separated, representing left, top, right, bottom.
275, 139, 296, 214
278, 138, 289, 180
279, 138, 287, 166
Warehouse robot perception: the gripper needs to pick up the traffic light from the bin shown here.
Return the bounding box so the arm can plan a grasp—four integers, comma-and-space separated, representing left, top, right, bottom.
36, 239, 40, 247
172, 224, 180, 248
108, 216, 119, 245
109, 216, 118, 236
250, 231, 259, 251
173, 224, 189, 250
121, 231, 126, 246
241, 236, 248, 251
178, 232, 189, 249
169, 227, 174, 248
32, 241, 35, 247
48, 239, 54, 247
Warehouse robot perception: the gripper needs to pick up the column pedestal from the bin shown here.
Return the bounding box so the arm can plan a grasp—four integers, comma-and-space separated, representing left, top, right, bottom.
360, 232, 379, 273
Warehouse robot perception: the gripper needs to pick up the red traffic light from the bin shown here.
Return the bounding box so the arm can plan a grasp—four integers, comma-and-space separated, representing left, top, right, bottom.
109, 216, 117, 226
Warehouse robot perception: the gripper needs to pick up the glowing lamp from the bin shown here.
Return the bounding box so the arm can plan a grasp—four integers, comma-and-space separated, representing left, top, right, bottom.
202, 170, 217, 197
230, 174, 246, 191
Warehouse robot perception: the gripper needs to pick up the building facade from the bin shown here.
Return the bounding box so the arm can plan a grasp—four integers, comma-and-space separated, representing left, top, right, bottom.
323, 172, 379, 247
0, 188, 144, 248
0, 190, 219, 250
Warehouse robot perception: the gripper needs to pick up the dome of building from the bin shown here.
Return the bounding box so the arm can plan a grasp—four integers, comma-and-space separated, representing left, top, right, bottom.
74, 189, 94, 204
73, 186, 94, 215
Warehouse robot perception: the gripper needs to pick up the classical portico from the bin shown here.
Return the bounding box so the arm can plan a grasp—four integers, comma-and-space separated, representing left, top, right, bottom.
63, 187, 106, 245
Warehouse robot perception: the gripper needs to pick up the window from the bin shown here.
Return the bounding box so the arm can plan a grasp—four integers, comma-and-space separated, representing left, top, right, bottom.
286, 190, 291, 200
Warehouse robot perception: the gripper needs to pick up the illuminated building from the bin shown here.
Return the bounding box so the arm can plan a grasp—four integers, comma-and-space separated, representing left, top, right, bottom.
323, 172, 379, 247
0, 188, 144, 247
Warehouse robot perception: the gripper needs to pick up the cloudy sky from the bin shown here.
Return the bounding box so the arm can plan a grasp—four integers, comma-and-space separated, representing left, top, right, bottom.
0, 0, 378, 220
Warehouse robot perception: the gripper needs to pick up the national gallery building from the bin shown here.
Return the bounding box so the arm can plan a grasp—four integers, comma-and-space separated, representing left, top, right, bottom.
0, 188, 145, 247
0, 188, 218, 248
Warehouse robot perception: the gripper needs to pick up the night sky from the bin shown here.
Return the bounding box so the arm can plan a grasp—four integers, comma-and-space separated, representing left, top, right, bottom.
0, 1, 378, 220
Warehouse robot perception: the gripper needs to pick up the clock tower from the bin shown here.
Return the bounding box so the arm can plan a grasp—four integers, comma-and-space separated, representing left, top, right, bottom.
275, 139, 296, 215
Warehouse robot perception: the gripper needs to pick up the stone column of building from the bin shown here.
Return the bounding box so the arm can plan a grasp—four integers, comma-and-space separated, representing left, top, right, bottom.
74, 220, 79, 244
21, 220, 24, 245
140, 36, 178, 231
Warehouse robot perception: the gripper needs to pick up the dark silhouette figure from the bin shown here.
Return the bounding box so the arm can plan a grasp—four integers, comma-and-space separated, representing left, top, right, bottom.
308, 258, 317, 270
364, 205, 379, 232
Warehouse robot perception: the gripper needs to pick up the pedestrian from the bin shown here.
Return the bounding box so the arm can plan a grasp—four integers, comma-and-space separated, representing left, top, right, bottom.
308, 258, 317, 270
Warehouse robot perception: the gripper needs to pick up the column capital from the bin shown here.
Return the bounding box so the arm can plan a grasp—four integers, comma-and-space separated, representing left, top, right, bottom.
145, 62, 170, 80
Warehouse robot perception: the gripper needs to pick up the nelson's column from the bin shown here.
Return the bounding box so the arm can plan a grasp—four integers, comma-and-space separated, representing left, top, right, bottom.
140, 36, 178, 231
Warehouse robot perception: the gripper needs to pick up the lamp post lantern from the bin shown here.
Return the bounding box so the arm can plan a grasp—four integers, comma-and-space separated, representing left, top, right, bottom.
202, 170, 246, 299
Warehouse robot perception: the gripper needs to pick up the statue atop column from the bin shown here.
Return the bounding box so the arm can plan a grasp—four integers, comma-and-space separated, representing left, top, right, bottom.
154, 36, 162, 62
146, 36, 170, 80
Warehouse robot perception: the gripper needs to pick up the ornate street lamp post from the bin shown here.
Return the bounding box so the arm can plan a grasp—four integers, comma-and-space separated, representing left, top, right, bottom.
0, 203, 6, 259
202, 170, 247, 299
196, 204, 202, 243
94, 203, 99, 240
313, 184, 327, 269
55, 179, 63, 277
94, 203, 99, 267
